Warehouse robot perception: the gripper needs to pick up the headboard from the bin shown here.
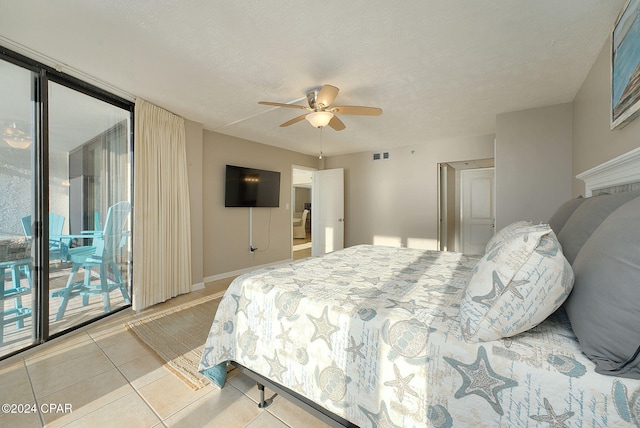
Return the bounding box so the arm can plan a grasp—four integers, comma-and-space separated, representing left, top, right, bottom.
576, 146, 640, 195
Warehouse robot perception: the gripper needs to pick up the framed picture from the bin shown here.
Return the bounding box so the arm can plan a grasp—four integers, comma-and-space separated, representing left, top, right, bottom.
612, 0, 640, 129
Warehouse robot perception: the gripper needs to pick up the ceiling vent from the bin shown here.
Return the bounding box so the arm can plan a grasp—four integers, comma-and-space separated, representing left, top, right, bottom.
373, 151, 390, 161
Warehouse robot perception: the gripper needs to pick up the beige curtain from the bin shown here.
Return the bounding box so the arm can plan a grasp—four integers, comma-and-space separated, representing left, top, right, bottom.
132, 99, 192, 310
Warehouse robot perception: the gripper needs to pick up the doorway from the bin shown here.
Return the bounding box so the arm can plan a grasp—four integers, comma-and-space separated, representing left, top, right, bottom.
438, 158, 494, 254
292, 166, 314, 259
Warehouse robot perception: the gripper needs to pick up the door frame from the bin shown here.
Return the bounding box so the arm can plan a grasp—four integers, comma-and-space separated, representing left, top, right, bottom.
437, 159, 495, 253
437, 163, 448, 251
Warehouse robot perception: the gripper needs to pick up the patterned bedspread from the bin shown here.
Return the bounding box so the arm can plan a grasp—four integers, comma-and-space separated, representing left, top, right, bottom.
199, 245, 640, 427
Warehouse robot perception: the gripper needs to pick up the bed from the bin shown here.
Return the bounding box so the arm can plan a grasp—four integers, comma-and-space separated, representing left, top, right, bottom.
199, 148, 640, 427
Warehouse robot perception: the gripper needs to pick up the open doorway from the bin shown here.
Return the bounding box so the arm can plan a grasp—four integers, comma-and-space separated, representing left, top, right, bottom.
292, 166, 315, 259
438, 158, 494, 254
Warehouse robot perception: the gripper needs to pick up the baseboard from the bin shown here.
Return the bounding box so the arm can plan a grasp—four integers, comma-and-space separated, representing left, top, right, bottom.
203, 258, 293, 283
191, 282, 205, 291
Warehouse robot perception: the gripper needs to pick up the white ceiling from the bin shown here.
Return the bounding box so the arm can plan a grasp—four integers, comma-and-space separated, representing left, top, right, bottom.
0, 1, 626, 157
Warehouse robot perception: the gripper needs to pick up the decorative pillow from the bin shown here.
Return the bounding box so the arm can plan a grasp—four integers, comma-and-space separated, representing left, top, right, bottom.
557, 191, 640, 265
460, 224, 574, 342
485, 220, 533, 254
547, 196, 584, 235
564, 195, 640, 379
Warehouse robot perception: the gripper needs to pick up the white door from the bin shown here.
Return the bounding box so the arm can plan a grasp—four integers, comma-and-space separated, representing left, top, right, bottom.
312, 168, 344, 256
460, 168, 495, 255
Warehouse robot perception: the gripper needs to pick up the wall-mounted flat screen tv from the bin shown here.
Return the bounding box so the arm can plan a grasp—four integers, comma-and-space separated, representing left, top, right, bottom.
225, 165, 281, 207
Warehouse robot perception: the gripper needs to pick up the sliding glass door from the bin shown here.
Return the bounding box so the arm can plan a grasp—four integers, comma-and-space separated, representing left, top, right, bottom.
0, 59, 36, 356
0, 50, 133, 358
48, 82, 132, 335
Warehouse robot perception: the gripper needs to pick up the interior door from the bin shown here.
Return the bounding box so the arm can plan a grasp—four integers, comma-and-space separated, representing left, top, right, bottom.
312, 168, 344, 256
460, 168, 495, 254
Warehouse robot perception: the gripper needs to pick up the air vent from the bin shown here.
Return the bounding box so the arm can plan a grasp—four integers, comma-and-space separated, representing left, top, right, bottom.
373, 151, 390, 161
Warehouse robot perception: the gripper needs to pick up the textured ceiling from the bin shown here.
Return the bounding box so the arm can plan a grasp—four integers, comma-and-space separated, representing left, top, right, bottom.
0, 1, 627, 156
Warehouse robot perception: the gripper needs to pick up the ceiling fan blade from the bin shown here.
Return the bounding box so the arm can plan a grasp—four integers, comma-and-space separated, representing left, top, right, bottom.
259, 101, 310, 110
328, 115, 346, 131
315, 85, 339, 108
331, 105, 383, 116
280, 114, 308, 127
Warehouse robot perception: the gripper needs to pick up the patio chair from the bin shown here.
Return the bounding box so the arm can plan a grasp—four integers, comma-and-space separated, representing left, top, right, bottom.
0, 239, 32, 345
21, 213, 69, 263
50, 201, 131, 321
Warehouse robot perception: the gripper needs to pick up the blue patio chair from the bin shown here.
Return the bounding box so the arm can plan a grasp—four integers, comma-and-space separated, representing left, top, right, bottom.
0, 238, 32, 345
21, 213, 69, 263
50, 201, 131, 321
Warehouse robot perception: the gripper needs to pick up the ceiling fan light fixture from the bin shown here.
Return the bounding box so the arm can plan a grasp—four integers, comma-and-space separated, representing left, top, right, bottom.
306, 111, 334, 128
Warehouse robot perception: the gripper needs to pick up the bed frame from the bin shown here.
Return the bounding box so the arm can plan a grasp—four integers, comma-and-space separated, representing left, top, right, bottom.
230, 361, 357, 428
230, 146, 640, 427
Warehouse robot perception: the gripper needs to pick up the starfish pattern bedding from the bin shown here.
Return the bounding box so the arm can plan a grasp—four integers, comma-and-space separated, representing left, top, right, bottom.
199, 245, 640, 427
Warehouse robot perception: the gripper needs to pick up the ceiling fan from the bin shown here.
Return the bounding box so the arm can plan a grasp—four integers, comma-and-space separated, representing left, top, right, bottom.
258, 84, 382, 131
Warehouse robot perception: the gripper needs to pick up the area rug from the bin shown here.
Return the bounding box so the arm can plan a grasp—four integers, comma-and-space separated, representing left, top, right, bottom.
126, 292, 224, 389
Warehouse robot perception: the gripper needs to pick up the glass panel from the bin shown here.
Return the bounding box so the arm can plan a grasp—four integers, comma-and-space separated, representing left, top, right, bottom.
0, 60, 36, 357
48, 82, 131, 334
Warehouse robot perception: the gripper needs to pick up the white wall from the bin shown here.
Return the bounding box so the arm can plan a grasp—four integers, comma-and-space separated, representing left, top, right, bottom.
495, 103, 573, 229
324, 135, 495, 250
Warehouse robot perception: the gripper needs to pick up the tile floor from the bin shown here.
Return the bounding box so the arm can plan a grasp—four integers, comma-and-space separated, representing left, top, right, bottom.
0, 269, 330, 427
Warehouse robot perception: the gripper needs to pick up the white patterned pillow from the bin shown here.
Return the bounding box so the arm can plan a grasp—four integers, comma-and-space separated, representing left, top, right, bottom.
485, 220, 533, 254
460, 224, 574, 342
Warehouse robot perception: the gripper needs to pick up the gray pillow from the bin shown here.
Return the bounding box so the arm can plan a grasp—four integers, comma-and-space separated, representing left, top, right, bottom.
547, 196, 584, 235
557, 191, 640, 264
564, 195, 640, 379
